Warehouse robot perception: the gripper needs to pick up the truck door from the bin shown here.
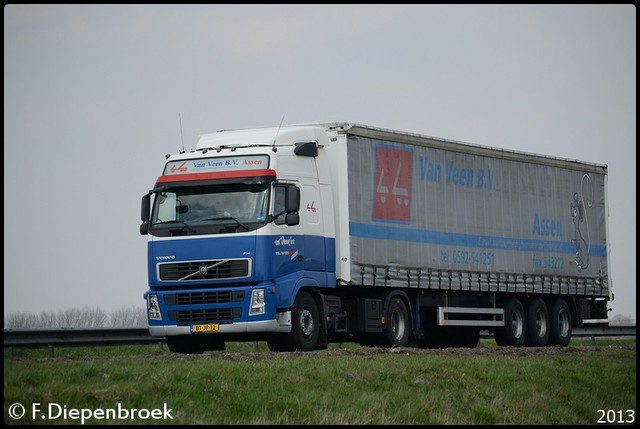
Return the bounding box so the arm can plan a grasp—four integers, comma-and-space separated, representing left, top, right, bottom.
300, 182, 325, 272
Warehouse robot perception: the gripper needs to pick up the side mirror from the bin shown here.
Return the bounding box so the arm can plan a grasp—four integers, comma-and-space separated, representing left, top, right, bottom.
285, 212, 300, 226
285, 185, 300, 212
141, 193, 151, 222
140, 193, 151, 235
294, 141, 318, 157
271, 183, 301, 225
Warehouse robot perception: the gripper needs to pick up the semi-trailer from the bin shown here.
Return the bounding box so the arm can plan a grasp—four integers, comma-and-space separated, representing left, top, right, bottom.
140, 122, 611, 353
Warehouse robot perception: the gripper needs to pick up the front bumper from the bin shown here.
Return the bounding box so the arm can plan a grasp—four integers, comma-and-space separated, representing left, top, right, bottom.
149, 310, 292, 337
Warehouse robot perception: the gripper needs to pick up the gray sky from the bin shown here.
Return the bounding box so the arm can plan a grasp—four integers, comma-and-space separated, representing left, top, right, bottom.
4, 4, 636, 320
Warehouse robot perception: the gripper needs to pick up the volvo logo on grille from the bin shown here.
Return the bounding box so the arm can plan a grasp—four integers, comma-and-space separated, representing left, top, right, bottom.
178, 260, 229, 281
165, 259, 250, 282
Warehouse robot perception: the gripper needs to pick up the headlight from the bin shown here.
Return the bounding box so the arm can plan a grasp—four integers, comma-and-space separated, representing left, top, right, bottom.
148, 294, 162, 320
249, 289, 265, 316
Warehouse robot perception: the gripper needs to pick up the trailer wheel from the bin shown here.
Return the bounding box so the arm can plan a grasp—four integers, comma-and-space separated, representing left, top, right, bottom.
524, 297, 550, 347
494, 298, 526, 347
548, 298, 572, 346
385, 297, 410, 347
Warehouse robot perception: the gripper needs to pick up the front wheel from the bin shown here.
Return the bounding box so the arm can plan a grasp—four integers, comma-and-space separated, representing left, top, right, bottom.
292, 291, 321, 351
267, 291, 321, 352
268, 291, 321, 352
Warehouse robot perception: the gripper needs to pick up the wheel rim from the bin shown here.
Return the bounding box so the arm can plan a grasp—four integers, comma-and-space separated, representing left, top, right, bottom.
557, 308, 570, 337
510, 311, 524, 338
535, 310, 548, 338
391, 308, 406, 341
299, 308, 314, 337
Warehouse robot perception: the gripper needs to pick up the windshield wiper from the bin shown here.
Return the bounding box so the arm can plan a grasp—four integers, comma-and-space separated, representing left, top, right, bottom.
154, 220, 197, 233
200, 216, 249, 230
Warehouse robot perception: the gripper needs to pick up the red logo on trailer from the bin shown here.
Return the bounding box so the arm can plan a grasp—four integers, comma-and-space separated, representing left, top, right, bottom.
373, 146, 412, 222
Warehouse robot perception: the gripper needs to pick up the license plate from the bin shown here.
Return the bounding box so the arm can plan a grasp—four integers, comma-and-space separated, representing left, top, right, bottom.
191, 323, 219, 333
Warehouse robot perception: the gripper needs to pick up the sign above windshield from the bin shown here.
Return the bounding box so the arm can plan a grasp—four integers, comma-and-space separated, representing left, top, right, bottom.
163, 155, 270, 176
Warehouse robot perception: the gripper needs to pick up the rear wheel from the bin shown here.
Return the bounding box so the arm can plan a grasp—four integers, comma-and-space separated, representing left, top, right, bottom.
548, 298, 572, 346
494, 298, 526, 347
385, 297, 410, 347
524, 297, 550, 347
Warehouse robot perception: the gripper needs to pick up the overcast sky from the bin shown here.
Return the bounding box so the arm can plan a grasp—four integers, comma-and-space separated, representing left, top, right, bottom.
4, 4, 636, 321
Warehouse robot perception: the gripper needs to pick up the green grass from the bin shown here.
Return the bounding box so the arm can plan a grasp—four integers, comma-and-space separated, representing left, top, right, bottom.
4, 339, 636, 425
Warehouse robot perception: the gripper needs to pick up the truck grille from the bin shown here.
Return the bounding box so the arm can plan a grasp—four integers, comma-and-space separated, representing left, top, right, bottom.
158, 259, 250, 281
168, 308, 242, 323
164, 290, 245, 305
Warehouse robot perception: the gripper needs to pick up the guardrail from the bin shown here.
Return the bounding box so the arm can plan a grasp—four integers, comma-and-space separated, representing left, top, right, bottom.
4, 328, 164, 358
4, 325, 636, 358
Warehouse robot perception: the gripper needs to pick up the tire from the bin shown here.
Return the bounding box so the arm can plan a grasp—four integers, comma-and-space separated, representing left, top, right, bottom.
524, 297, 550, 347
291, 291, 321, 351
166, 336, 205, 354
548, 298, 572, 346
385, 297, 410, 347
267, 291, 321, 352
494, 298, 526, 347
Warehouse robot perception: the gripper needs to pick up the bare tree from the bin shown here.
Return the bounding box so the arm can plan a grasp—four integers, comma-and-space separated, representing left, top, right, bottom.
609, 313, 636, 325
4, 312, 39, 328
39, 311, 58, 328
131, 305, 148, 327
4, 306, 146, 328
56, 307, 83, 328
85, 306, 108, 327
52, 306, 108, 328
109, 306, 148, 327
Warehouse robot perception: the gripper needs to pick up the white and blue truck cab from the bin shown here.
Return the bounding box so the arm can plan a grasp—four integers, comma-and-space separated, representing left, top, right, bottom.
141, 125, 339, 353
141, 122, 611, 353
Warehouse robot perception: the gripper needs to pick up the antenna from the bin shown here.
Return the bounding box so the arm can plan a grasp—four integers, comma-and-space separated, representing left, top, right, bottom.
179, 113, 185, 154
272, 113, 286, 152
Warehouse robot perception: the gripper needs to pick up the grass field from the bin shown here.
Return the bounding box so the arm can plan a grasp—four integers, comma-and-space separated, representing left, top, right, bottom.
4, 339, 636, 425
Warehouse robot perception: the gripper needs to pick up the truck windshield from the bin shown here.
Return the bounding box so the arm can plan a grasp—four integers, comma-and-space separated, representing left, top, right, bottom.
149, 183, 270, 237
